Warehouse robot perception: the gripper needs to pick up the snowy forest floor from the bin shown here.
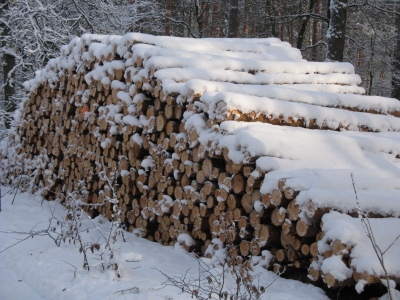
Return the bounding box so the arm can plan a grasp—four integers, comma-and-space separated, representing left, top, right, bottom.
0, 187, 395, 300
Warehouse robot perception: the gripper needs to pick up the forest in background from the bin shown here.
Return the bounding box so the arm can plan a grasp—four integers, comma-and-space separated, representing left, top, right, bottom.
1, 0, 400, 133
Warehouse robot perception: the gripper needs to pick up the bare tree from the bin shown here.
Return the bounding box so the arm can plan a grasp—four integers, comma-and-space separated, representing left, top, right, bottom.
227, 0, 239, 37
210, 2, 221, 37
297, 0, 318, 49
326, 0, 349, 61
1, 0, 17, 123
0, 0, 160, 121
165, 0, 173, 36
392, 2, 400, 100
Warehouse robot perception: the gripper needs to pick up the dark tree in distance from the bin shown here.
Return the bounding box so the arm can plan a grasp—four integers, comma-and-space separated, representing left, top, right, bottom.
227, 0, 239, 37
326, 0, 349, 61
392, 1, 400, 100
297, 0, 318, 49
1, 0, 17, 123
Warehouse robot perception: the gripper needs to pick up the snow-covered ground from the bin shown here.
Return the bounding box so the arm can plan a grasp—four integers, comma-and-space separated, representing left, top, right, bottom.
0, 188, 329, 300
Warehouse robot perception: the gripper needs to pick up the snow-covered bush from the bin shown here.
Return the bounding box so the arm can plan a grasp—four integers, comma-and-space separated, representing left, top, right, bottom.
55, 169, 125, 275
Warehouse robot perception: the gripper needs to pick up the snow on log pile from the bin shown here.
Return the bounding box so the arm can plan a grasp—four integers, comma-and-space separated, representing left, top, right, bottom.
1, 33, 400, 292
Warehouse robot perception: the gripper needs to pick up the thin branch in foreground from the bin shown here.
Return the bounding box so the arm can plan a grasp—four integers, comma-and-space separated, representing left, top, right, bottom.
351, 173, 398, 300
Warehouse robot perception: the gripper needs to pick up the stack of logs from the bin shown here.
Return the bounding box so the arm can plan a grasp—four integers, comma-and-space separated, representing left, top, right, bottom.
3, 38, 397, 292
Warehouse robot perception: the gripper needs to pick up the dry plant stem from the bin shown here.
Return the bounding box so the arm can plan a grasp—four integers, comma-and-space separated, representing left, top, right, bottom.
61, 260, 78, 280
0, 214, 62, 254
53, 166, 124, 273
11, 162, 24, 205
157, 245, 270, 300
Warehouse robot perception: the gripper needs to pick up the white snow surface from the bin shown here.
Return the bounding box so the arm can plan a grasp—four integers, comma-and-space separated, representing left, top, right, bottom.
186, 119, 400, 170
280, 83, 366, 94
23, 32, 360, 95
320, 255, 353, 281
172, 79, 399, 114
130, 38, 302, 62
258, 167, 400, 232
0, 190, 328, 300
296, 189, 400, 217
260, 169, 400, 196
320, 212, 400, 278
144, 54, 355, 75
154, 68, 362, 86
200, 91, 400, 131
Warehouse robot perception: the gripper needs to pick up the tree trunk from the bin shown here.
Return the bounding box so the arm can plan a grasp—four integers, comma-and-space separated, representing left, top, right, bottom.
271, 3, 277, 37
278, 0, 283, 40
264, 0, 271, 37
326, 0, 348, 61
311, 0, 321, 61
1, 0, 16, 123
188, 6, 192, 37
326, 0, 331, 27
165, 0, 173, 36
197, 1, 208, 38
244, 0, 250, 38
297, 0, 317, 49
391, 2, 400, 100
367, 36, 375, 96
227, 0, 239, 38
210, 3, 220, 37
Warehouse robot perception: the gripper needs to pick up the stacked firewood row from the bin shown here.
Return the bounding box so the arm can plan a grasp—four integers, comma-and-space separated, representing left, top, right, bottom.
3, 37, 399, 293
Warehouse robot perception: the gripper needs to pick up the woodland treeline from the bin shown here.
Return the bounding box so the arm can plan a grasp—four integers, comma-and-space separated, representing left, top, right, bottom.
1, 0, 400, 132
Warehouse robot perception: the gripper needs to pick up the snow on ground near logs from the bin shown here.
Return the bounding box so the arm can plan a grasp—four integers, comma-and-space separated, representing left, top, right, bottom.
0, 190, 328, 300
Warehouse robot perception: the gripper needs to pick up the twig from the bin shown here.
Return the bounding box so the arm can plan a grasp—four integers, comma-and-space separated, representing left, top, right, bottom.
11, 161, 24, 205
111, 287, 139, 296
351, 173, 398, 300
0, 234, 34, 254
61, 260, 77, 280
